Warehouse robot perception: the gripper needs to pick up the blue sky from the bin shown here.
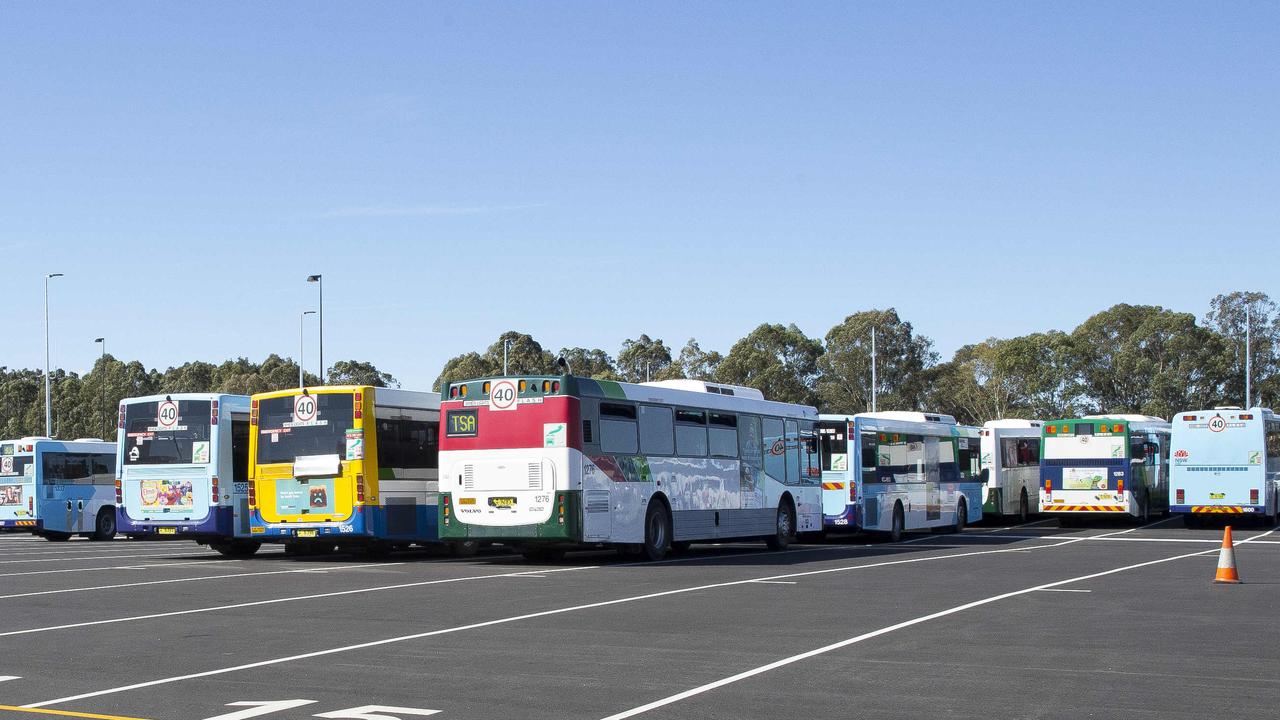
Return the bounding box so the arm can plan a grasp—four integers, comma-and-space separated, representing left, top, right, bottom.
1, 1, 1276, 390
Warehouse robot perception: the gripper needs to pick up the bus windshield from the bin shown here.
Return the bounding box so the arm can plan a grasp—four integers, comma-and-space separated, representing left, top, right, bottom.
257, 393, 354, 465
818, 422, 848, 471
123, 400, 213, 465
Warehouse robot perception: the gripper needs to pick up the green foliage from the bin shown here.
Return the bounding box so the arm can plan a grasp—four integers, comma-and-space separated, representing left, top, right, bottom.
0, 355, 388, 440
676, 339, 722, 381
617, 334, 676, 382
716, 323, 822, 406
557, 347, 621, 380
816, 309, 936, 414
328, 360, 398, 388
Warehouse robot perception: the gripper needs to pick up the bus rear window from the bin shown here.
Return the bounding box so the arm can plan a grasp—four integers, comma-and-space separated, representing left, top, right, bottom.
819, 422, 848, 472
257, 394, 354, 465
123, 400, 213, 465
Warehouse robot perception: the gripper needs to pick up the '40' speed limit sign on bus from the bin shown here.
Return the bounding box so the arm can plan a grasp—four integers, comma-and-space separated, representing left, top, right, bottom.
157, 400, 179, 428
293, 394, 319, 423
489, 379, 518, 411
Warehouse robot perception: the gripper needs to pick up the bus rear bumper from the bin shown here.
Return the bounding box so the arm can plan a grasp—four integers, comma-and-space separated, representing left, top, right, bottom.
249, 506, 368, 541
119, 506, 230, 539
439, 491, 582, 542
1170, 505, 1263, 514
0, 519, 41, 530
822, 505, 859, 530
249, 505, 443, 543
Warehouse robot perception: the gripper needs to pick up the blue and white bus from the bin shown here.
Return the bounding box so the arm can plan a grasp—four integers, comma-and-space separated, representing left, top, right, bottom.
0, 437, 118, 541
117, 393, 259, 556
1170, 407, 1280, 527
818, 412, 984, 541
1038, 414, 1170, 524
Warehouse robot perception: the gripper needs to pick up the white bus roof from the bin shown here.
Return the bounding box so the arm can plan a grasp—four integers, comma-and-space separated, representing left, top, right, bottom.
857, 411, 957, 425
982, 419, 1042, 429
640, 379, 765, 400
1082, 414, 1167, 423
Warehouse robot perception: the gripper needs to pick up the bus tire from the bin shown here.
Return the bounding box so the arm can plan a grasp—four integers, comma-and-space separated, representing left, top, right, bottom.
764, 499, 795, 551
92, 508, 117, 541
43, 531, 72, 542
1018, 489, 1030, 525
888, 503, 905, 543
953, 499, 968, 534
211, 541, 260, 558
642, 502, 672, 561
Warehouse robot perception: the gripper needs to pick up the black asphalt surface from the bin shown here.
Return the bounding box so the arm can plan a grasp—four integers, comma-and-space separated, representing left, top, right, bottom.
0, 516, 1277, 720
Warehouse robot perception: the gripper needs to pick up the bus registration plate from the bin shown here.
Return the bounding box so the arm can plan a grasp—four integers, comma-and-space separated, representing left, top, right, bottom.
488, 497, 517, 509
295, 529, 318, 538
157, 527, 177, 535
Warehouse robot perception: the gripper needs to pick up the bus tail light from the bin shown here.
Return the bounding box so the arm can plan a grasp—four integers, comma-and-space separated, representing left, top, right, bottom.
118, 404, 126, 429
114, 479, 122, 504
250, 399, 258, 426
443, 494, 450, 525
211, 400, 219, 425
354, 392, 363, 420
1250, 489, 1259, 504
28, 497, 33, 513
1044, 478, 1051, 497
1240, 413, 1254, 420
558, 494, 565, 524
1176, 488, 1184, 504
211, 476, 220, 504
1117, 478, 1124, 496
1182, 415, 1197, 422
356, 474, 365, 503
850, 483, 857, 502
552, 381, 560, 393
248, 481, 257, 508
1047, 426, 1057, 435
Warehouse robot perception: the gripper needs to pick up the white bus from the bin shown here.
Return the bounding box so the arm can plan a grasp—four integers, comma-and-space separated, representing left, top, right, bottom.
818, 412, 985, 541
437, 375, 823, 561
979, 419, 1043, 522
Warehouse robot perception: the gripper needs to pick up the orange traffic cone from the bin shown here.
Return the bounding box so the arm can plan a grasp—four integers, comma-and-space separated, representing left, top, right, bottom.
1213, 525, 1241, 584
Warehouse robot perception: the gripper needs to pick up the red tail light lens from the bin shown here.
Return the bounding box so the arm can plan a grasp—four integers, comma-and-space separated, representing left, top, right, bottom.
248, 481, 257, 507
117, 405, 126, 429
1176, 489, 1184, 504
354, 392, 363, 420
114, 479, 122, 504
356, 474, 365, 503
552, 381, 560, 393
211, 477, 220, 504
1250, 489, 1259, 504
1117, 478, 1125, 495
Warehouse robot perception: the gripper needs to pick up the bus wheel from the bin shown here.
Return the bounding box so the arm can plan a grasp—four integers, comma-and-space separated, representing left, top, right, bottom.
764, 500, 795, 551
211, 541, 261, 558
43, 531, 72, 542
888, 503, 905, 543
642, 503, 672, 561
92, 508, 118, 541
953, 499, 968, 534
1018, 489, 1030, 525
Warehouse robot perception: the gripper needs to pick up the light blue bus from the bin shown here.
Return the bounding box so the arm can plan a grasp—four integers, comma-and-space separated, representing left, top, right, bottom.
0, 437, 118, 541
1170, 407, 1280, 527
818, 411, 984, 541
116, 393, 260, 556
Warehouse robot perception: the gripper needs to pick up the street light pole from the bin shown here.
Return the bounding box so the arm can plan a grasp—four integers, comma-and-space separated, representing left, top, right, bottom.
44, 273, 63, 437
300, 310, 317, 388
307, 275, 323, 383
95, 337, 105, 439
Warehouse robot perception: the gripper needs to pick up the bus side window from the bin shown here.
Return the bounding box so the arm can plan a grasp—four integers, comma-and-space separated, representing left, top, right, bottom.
675, 409, 708, 457
799, 421, 820, 483
638, 406, 674, 456
708, 413, 739, 459
860, 431, 880, 484
784, 420, 800, 486
600, 403, 639, 455
763, 418, 786, 483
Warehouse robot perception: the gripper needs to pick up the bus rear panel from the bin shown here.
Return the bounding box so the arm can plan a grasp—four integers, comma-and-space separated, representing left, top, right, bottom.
1039, 416, 1170, 518
1169, 408, 1279, 518
0, 441, 39, 531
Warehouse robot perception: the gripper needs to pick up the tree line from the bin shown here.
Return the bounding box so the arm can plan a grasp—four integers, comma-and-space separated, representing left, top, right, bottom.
0, 291, 1274, 440
436, 291, 1277, 424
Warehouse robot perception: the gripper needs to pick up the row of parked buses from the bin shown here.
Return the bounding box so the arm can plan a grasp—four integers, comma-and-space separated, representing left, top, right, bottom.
1, 377, 1277, 558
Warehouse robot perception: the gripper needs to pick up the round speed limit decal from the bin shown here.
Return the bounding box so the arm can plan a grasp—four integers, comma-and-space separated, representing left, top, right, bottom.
293, 394, 318, 423
1208, 415, 1227, 433
157, 400, 179, 428
489, 379, 518, 411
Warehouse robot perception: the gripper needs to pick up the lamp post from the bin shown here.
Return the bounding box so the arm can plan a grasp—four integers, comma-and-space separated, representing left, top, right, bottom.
95, 337, 105, 439
300, 310, 317, 388
44, 273, 63, 437
306, 274, 323, 383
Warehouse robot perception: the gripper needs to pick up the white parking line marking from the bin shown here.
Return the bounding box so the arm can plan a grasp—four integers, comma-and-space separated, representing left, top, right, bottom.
752, 581, 797, 585
22, 527, 1141, 708
0, 552, 223, 566
1035, 588, 1092, 593
595, 533, 1280, 720
0, 560, 243, 579
0, 564, 402, 601
0, 676, 19, 683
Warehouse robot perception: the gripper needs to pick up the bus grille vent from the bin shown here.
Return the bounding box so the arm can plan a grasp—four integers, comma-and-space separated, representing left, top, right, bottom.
463, 465, 475, 491
586, 490, 609, 513
528, 463, 542, 490
582, 420, 593, 443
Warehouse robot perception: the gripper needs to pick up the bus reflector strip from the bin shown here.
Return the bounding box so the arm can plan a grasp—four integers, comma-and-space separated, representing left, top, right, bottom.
821, 482, 844, 491
1192, 506, 1246, 513
1048, 506, 1126, 512
458, 497, 476, 505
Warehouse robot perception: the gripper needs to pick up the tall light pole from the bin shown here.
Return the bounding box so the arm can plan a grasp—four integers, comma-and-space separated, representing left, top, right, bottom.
94, 337, 105, 440
870, 326, 878, 413
299, 310, 316, 388
306, 274, 323, 383
1245, 303, 1252, 408
44, 273, 63, 437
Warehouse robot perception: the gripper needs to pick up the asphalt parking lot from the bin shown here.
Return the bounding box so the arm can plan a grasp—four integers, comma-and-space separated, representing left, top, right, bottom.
0, 517, 1277, 720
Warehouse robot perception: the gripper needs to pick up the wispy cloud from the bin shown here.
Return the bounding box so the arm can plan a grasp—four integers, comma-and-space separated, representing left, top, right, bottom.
317, 203, 548, 219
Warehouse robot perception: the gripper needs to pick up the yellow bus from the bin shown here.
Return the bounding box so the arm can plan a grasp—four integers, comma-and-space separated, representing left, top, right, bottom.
247, 385, 451, 556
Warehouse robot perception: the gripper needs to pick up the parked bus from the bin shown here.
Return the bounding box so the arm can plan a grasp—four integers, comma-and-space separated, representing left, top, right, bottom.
248, 386, 445, 555
0, 437, 117, 541
437, 376, 823, 561
1169, 407, 1280, 527
819, 412, 984, 541
116, 394, 258, 556
1039, 414, 1170, 524
979, 419, 1043, 523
